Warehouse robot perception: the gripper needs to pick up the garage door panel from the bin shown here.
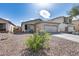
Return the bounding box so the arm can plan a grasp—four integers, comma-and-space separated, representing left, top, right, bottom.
44, 25, 57, 32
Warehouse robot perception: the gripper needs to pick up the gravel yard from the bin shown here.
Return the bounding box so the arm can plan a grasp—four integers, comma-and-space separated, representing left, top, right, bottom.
49, 36, 79, 56
0, 33, 32, 56
0, 33, 79, 56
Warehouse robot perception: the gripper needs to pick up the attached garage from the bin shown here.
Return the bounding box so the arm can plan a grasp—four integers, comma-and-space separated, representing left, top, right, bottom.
68, 26, 75, 32
44, 25, 58, 33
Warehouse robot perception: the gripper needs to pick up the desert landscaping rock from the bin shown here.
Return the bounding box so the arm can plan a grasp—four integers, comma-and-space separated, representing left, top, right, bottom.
21, 35, 79, 56
49, 36, 79, 56
0, 33, 79, 56
0, 33, 32, 56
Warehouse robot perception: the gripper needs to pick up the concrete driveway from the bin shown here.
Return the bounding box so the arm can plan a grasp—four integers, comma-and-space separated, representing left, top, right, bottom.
53, 33, 79, 43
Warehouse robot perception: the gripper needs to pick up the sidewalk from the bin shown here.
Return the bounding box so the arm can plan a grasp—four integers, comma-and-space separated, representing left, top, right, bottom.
53, 33, 79, 43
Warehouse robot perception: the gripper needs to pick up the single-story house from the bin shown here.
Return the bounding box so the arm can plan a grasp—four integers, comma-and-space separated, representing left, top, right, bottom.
0, 18, 16, 33
72, 20, 79, 32
21, 16, 75, 33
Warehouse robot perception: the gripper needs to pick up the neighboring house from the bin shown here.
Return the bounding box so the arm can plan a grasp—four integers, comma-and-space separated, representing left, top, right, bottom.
0, 18, 16, 33
49, 16, 71, 24
49, 16, 75, 33
21, 19, 43, 32
72, 20, 79, 32
21, 16, 75, 33
14, 26, 22, 33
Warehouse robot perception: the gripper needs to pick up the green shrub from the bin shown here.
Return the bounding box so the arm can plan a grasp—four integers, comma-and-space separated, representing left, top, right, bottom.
25, 32, 50, 52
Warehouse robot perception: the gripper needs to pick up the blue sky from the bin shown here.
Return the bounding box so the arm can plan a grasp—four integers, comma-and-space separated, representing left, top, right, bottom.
0, 3, 77, 26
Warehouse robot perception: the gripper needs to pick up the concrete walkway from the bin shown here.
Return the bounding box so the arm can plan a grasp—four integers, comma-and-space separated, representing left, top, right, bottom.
53, 33, 79, 43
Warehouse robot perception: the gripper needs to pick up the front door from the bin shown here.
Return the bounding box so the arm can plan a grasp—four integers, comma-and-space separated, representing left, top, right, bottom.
65, 27, 68, 32
25, 25, 27, 30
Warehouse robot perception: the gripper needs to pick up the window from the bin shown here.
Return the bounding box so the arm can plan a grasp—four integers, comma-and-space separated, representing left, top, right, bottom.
0, 23, 6, 29
25, 25, 27, 30
64, 17, 68, 24
69, 19, 72, 24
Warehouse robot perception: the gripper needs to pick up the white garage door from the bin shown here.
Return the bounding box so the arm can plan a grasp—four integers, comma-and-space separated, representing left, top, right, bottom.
44, 25, 58, 32
68, 26, 74, 32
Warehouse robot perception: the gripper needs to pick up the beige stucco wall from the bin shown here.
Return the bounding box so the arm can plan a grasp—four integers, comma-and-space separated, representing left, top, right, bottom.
72, 21, 79, 32
0, 20, 7, 23
0, 20, 15, 33
7, 23, 15, 33
35, 22, 58, 32
50, 17, 64, 23
36, 22, 74, 33
35, 23, 43, 32
22, 23, 25, 32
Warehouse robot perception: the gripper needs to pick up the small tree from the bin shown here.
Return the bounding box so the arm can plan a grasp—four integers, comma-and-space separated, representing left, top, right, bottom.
68, 6, 79, 23
68, 6, 79, 17
25, 32, 50, 52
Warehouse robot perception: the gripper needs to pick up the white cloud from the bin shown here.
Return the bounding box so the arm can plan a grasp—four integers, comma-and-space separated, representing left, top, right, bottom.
20, 18, 36, 22
76, 15, 79, 19
72, 15, 79, 20
0, 15, 11, 21
29, 18, 36, 20
20, 20, 26, 22
2, 17, 11, 20
72, 17, 77, 20
39, 10, 51, 18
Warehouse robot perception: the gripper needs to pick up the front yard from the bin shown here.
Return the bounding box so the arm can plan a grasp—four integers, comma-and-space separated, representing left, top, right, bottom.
0, 33, 32, 56
0, 33, 79, 56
